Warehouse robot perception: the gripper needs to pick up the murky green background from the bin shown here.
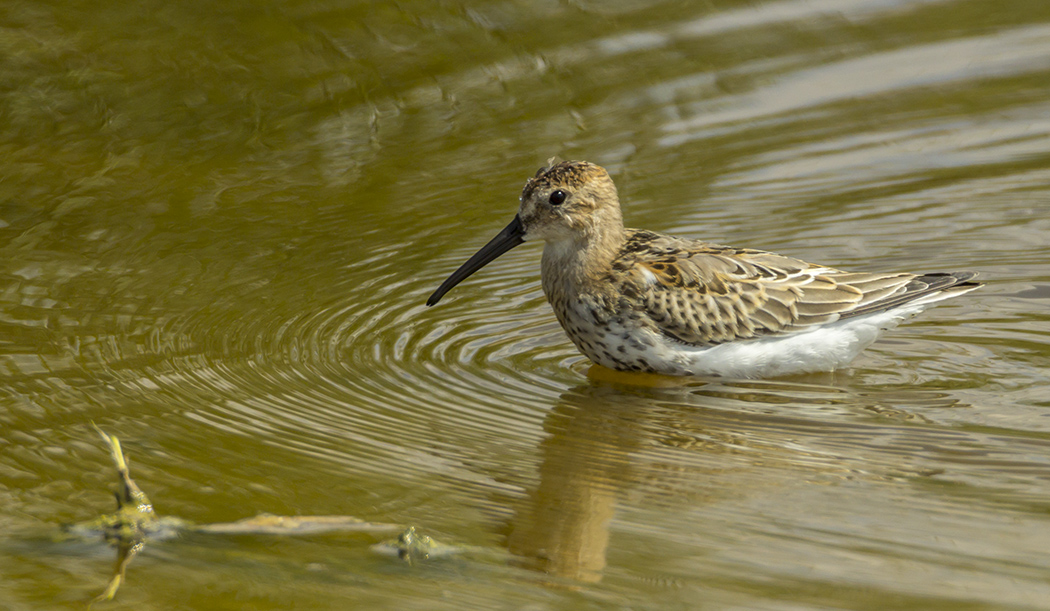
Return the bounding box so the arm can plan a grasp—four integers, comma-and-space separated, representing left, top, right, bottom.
2, 0, 1049, 608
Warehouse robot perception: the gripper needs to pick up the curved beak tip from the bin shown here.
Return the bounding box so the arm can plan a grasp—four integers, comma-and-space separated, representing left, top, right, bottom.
424, 215, 526, 307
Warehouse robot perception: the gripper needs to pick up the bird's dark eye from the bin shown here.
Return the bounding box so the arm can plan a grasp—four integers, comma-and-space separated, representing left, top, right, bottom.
549, 190, 567, 205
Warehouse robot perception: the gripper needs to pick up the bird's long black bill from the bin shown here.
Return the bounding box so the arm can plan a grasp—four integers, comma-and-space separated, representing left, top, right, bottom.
426, 215, 526, 306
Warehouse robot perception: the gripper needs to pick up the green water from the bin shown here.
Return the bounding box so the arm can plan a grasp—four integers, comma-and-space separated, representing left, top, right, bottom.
2, 0, 1049, 608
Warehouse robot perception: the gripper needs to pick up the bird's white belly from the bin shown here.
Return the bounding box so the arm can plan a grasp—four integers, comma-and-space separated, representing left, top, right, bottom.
591, 305, 926, 378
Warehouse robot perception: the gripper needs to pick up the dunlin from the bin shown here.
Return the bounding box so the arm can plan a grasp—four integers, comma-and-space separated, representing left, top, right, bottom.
427, 161, 981, 378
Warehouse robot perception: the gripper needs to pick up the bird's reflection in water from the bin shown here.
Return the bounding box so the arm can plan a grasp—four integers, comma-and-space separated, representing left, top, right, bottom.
501, 367, 967, 585
505, 377, 658, 583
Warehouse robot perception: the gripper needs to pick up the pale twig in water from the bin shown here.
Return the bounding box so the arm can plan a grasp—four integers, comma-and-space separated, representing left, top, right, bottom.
69, 428, 455, 603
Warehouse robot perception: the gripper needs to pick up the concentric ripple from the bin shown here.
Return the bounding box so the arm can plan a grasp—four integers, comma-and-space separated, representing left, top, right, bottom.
3, 0, 1050, 607
93, 233, 587, 490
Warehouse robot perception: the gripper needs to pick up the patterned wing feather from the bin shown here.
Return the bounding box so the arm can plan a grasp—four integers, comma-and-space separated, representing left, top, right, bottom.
612, 230, 977, 347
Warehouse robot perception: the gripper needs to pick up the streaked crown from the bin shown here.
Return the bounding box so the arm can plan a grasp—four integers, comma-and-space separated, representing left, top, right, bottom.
517, 161, 623, 242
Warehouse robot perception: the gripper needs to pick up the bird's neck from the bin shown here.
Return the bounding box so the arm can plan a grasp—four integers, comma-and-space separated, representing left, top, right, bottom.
540, 221, 625, 296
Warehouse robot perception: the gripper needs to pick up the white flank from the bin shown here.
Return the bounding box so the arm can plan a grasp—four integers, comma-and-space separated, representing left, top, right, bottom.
617, 280, 980, 378
679, 304, 925, 377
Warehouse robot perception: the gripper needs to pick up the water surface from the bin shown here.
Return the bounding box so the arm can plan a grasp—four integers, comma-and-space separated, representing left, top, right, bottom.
1, 0, 1049, 608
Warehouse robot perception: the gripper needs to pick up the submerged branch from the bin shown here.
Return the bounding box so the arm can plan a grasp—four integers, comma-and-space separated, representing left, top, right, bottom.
68, 428, 454, 603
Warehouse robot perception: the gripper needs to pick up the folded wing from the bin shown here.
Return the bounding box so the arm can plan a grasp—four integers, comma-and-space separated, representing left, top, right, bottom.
611, 230, 979, 346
